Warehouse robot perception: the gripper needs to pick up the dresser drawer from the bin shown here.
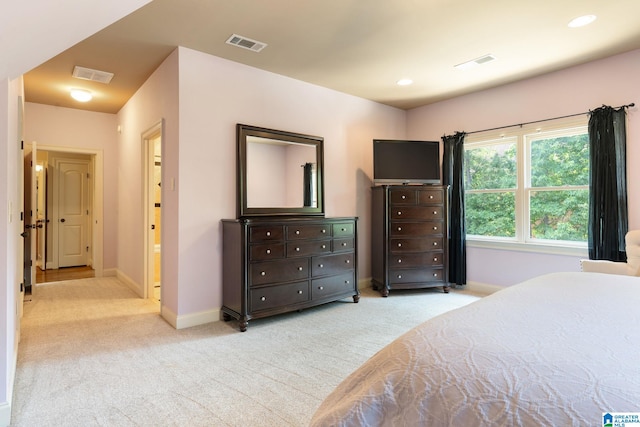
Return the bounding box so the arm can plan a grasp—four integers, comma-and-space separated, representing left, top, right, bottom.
389, 268, 445, 284
286, 224, 330, 240
312, 272, 355, 299
333, 222, 355, 237
417, 189, 444, 205
390, 221, 443, 237
250, 281, 309, 312
249, 225, 284, 242
286, 239, 331, 257
390, 189, 417, 205
250, 243, 285, 261
312, 253, 354, 277
390, 237, 443, 253
390, 252, 444, 267
333, 237, 354, 252
390, 206, 443, 220
250, 258, 309, 286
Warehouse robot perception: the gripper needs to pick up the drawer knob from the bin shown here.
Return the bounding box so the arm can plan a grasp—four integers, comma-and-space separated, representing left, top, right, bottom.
260, 271, 266, 276
318, 264, 324, 268
429, 195, 434, 199
345, 280, 350, 284
433, 242, 438, 246
345, 259, 350, 264
298, 290, 303, 294
298, 266, 303, 271
433, 273, 438, 277
321, 244, 326, 249
321, 229, 326, 233
397, 211, 402, 215
398, 274, 402, 279
295, 230, 300, 235
295, 247, 300, 252
342, 242, 347, 247
260, 296, 266, 301
398, 243, 402, 247
266, 231, 271, 237
341, 228, 347, 232
433, 211, 438, 215
397, 227, 402, 231
266, 249, 271, 254
401, 195, 406, 199
318, 286, 324, 290
434, 257, 438, 262
433, 226, 438, 230
398, 259, 402, 263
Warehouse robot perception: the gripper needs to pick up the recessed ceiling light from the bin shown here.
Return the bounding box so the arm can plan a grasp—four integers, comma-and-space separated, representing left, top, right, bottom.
568, 15, 596, 28
397, 78, 413, 86
70, 89, 92, 102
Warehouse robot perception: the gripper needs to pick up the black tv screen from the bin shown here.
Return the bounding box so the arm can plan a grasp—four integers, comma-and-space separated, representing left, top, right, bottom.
373, 139, 441, 185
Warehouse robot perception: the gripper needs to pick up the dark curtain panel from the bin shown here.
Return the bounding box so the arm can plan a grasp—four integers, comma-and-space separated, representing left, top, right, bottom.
588, 105, 628, 261
442, 132, 467, 285
303, 162, 313, 207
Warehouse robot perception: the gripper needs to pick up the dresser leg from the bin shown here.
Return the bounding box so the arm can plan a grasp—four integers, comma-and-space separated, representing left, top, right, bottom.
443, 286, 450, 293
353, 294, 360, 303
239, 318, 249, 332
381, 286, 389, 297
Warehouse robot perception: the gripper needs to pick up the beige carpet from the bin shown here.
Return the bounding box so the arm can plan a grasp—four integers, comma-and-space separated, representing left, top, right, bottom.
11, 277, 481, 426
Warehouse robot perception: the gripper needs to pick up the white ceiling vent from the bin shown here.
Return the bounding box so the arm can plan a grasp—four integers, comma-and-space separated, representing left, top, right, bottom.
226, 34, 267, 52
454, 54, 496, 70
72, 66, 114, 84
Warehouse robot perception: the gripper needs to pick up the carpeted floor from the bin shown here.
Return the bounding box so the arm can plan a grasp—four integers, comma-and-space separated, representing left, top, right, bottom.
11, 277, 481, 426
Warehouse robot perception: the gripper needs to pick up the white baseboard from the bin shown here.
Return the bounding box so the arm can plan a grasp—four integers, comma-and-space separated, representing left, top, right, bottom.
460, 281, 502, 296
115, 270, 143, 298
0, 401, 10, 427
161, 305, 220, 330
102, 268, 117, 277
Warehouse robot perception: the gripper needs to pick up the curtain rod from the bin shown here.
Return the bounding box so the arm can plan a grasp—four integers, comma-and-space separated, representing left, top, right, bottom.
460, 102, 635, 136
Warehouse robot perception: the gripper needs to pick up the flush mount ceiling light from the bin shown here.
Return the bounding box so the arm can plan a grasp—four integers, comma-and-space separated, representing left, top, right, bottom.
568, 14, 597, 28
454, 54, 496, 70
396, 78, 413, 86
70, 89, 93, 102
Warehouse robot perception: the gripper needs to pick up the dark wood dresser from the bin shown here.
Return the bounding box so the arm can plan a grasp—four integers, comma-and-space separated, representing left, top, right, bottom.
371, 185, 449, 296
222, 217, 359, 331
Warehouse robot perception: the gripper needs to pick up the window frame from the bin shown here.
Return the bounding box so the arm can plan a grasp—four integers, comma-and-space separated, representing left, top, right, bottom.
464, 116, 589, 256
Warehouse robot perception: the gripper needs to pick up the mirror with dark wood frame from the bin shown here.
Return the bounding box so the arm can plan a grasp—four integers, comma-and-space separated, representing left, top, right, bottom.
237, 124, 325, 217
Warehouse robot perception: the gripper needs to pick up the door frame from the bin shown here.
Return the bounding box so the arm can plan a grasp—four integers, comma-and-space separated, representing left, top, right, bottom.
142, 120, 163, 300
37, 145, 104, 277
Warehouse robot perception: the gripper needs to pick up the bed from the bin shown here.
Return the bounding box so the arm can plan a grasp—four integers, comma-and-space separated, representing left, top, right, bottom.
310, 272, 640, 426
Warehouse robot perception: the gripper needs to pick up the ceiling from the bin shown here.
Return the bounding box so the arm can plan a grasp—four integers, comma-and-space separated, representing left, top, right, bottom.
23, 0, 640, 114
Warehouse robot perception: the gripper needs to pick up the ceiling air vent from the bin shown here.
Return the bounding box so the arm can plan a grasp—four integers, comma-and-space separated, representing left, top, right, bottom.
226, 34, 267, 52
454, 54, 496, 70
72, 66, 114, 84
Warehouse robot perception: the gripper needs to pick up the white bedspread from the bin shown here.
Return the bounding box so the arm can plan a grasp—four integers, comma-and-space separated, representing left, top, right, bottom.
310, 272, 640, 426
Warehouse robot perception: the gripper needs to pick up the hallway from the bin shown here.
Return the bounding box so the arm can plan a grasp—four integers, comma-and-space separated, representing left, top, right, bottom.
36, 266, 94, 284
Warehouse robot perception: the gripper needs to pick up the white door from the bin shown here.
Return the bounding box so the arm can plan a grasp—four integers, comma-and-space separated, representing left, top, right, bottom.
58, 159, 89, 267
23, 143, 37, 293
35, 161, 47, 271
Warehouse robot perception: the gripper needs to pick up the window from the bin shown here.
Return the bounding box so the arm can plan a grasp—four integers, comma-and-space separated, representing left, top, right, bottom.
464, 117, 589, 253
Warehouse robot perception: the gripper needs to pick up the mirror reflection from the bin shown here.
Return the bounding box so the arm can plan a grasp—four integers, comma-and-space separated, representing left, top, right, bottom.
246, 137, 317, 208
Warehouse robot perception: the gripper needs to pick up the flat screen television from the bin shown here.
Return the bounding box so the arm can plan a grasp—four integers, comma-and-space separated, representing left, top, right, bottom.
373, 139, 441, 185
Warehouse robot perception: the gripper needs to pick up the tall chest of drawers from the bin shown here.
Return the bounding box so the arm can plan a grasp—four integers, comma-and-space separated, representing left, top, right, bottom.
371, 185, 449, 296
222, 217, 359, 331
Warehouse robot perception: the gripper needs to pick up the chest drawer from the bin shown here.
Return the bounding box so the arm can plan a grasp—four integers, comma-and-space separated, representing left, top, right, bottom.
390, 221, 443, 237
390, 237, 443, 253
250, 281, 309, 312
286, 224, 330, 240
417, 189, 444, 204
312, 253, 354, 277
390, 206, 443, 220
333, 237, 354, 252
286, 239, 331, 257
333, 222, 355, 237
390, 253, 443, 267
312, 272, 355, 300
250, 258, 309, 286
250, 243, 285, 261
390, 189, 417, 205
388, 268, 445, 284
250, 226, 284, 242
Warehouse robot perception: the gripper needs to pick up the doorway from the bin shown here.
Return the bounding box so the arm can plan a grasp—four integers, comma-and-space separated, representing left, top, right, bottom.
32, 146, 104, 283
143, 122, 163, 302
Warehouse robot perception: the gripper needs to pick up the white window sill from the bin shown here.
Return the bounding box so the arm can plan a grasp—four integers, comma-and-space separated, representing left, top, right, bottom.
467, 238, 588, 257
